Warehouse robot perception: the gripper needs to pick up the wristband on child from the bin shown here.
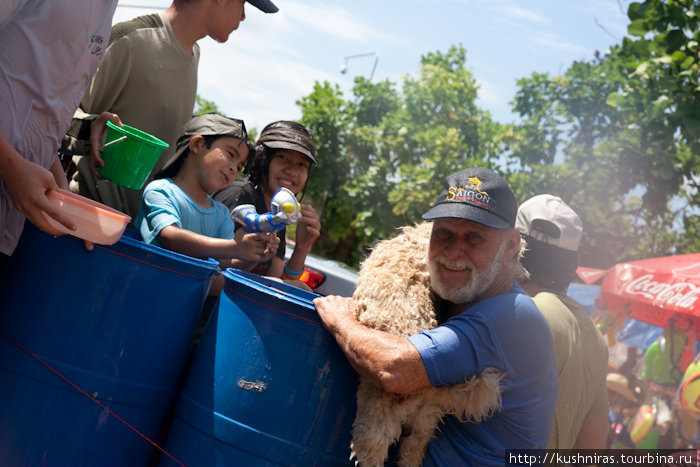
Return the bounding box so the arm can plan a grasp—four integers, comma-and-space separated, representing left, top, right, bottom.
283, 264, 304, 279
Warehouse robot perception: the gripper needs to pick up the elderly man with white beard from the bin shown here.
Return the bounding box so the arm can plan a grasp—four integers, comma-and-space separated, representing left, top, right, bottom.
314, 167, 558, 467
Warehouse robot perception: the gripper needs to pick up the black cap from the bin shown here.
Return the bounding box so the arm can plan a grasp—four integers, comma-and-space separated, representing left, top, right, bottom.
257, 121, 316, 164
422, 167, 517, 229
248, 0, 278, 13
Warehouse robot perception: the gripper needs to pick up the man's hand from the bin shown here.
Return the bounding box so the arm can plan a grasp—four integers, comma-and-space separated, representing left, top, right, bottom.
314, 295, 357, 331
88, 112, 123, 176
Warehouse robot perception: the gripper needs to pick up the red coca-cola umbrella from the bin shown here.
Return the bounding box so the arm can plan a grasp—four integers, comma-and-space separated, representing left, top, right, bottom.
577, 253, 700, 336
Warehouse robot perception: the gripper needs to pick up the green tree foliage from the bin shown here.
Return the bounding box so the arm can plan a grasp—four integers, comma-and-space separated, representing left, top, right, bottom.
508, 0, 700, 266
610, 0, 700, 251
298, 45, 503, 266
297, 81, 357, 260
509, 58, 641, 267
608, 1, 700, 210
194, 95, 220, 116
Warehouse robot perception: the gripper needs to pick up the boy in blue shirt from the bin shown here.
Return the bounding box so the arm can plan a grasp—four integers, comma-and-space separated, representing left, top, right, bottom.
136, 113, 278, 267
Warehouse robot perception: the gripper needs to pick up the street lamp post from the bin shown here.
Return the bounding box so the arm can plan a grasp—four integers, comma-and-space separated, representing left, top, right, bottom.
339, 52, 379, 81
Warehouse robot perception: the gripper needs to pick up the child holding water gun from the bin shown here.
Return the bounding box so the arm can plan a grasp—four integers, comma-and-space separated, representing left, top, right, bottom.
214, 120, 320, 288
135, 113, 278, 267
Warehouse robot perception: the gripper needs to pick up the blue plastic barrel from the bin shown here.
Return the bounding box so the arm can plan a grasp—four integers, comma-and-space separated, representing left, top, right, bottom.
159, 269, 358, 467
0, 224, 218, 467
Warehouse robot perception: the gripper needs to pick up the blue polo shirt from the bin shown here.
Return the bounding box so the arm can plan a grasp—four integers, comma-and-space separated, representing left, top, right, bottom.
407, 282, 558, 467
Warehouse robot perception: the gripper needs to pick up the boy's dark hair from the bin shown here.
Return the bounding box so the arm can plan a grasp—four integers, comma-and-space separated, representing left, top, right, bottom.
520, 235, 579, 291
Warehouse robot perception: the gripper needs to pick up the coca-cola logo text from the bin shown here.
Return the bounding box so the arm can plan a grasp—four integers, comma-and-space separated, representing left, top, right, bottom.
624, 274, 699, 309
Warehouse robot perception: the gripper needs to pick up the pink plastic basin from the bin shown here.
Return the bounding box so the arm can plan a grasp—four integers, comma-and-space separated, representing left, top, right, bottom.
42, 189, 131, 245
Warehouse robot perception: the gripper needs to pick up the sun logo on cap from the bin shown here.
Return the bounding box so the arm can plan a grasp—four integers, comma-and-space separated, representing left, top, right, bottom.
467, 176, 489, 196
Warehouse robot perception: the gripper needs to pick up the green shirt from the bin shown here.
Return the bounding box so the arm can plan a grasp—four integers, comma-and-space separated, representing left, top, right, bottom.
68, 11, 199, 218
534, 292, 610, 449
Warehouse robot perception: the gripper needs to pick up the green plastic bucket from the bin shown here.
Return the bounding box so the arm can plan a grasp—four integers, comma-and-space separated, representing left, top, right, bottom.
98, 121, 169, 190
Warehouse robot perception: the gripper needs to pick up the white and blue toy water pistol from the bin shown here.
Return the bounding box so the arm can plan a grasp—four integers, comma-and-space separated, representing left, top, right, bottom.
231, 187, 301, 233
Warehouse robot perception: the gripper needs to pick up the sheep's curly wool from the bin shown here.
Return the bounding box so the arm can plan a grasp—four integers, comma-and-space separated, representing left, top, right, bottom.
351, 222, 504, 467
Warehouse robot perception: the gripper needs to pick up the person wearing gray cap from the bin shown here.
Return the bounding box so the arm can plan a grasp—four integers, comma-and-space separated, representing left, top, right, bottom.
214, 120, 321, 288
314, 167, 558, 466
516, 194, 609, 450
135, 113, 278, 268
65, 0, 278, 220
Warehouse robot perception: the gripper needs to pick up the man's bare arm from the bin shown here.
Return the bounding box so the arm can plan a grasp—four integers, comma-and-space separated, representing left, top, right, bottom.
313, 295, 431, 394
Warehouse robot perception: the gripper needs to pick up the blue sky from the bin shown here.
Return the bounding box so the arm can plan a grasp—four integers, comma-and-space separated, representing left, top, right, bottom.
114, 0, 632, 131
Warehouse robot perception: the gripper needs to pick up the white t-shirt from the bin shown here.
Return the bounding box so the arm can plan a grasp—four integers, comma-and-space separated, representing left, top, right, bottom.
0, 0, 117, 255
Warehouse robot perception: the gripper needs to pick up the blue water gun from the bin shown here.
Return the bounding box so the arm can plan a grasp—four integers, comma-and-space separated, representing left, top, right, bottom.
231, 187, 301, 233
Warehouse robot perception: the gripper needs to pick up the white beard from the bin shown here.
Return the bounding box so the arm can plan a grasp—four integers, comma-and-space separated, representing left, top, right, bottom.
428, 239, 506, 304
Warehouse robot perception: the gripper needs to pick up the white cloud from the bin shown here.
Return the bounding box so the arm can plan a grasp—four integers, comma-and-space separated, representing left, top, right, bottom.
193, 0, 408, 129
282, 1, 402, 46
500, 4, 550, 26
471, 0, 550, 26
481, 7, 593, 61
529, 32, 590, 56
197, 36, 335, 130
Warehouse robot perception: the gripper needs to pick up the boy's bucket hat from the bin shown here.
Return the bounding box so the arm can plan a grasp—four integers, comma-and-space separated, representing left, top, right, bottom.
159, 113, 251, 174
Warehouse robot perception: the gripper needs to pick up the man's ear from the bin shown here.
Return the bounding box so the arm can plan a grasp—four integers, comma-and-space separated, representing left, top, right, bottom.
504, 228, 522, 258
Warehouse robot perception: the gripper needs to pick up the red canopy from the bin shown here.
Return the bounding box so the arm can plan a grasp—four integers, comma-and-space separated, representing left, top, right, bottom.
577, 254, 700, 335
